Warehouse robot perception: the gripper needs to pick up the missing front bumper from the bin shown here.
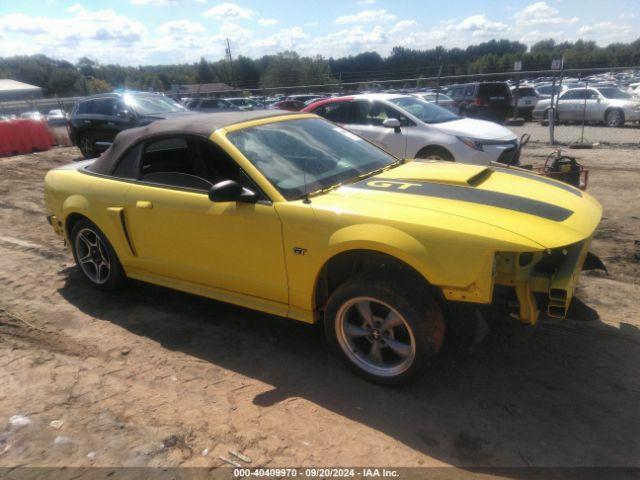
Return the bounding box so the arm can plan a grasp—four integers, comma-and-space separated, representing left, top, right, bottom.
495, 239, 601, 324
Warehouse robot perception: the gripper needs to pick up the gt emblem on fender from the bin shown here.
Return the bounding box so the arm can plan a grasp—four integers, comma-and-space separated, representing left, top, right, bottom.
293, 247, 307, 255
367, 180, 421, 190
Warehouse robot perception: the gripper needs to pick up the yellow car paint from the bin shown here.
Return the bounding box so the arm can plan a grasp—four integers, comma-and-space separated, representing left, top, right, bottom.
44, 114, 602, 326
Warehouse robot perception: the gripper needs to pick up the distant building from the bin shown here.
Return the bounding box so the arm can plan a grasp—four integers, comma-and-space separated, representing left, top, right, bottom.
0, 79, 43, 101
171, 82, 233, 96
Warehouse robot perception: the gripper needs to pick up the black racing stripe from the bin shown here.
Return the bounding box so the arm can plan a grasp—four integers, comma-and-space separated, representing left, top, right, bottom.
351, 179, 574, 222
493, 167, 583, 197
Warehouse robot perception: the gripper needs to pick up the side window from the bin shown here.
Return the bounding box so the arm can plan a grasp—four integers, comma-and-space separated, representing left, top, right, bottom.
383, 105, 414, 127
586, 90, 600, 99
113, 144, 142, 179
90, 98, 116, 115
464, 85, 476, 97
560, 90, 581, 100
139, 137, 209, 189
452, 87, 465, 99
201, 99, 220, 108
138, 136, 254, 194
350, 101, 387, 126
76, 101, 91, 114
316, 102, 352, 123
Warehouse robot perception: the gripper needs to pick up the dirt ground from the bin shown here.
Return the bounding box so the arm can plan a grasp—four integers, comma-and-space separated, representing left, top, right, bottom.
0, 144, 639, 474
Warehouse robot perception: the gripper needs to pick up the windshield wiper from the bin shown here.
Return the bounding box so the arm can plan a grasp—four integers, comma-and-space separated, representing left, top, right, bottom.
299, 158, 405, 202
347, 158, 406, 185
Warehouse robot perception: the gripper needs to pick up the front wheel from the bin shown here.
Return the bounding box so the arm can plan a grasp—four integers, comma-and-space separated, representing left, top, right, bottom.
324, 275, 445, 386
71, 219, 126, 290
415, 146, 454, 162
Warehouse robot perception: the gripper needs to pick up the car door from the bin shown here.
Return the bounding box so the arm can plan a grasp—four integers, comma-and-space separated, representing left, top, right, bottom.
555, 90, 580, 121
123, 135, 289, 305
89, 98, 119, 148
584, 89, 606, 122
346, 100, 407, 158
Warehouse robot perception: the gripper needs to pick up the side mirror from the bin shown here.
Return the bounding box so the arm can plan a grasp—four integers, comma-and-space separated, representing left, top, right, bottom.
383, 118, 401, 130
209, 180, 256, 203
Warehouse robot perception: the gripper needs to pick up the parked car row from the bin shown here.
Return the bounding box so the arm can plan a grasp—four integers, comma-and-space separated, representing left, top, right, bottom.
532, 86, 640, 127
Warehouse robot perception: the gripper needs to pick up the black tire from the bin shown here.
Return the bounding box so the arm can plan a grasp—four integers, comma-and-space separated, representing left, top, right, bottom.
77, 134, 95, 159
324, 274, 445, 386
605, 109, 624, 128
70, 218, 126, 291
415, 146, 454, 162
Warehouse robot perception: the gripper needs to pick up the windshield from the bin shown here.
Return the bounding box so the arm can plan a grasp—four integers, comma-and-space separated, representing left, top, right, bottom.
123, 94, 186, 115
227, 118, 398, 200
388, 96, 459, 124
598, 88, 632, 99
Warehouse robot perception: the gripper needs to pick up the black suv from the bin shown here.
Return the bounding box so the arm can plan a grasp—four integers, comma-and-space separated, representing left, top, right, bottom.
70, 92, 190, 158
443, 82, 513, 123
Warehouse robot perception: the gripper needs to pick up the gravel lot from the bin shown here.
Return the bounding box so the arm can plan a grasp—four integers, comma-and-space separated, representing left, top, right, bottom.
512, 122, 640, 146
0, 145, 639, 473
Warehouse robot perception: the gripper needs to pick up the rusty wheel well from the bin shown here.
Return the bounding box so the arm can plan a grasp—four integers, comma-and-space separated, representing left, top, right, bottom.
314, 250, 439, 320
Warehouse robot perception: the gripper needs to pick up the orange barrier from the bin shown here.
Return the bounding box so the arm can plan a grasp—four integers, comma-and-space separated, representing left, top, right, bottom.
0, 119, 55, 157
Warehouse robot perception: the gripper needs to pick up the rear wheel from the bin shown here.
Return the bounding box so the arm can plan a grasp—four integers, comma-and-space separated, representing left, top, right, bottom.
324, 275, 445, 386
605, 109, 624, 127
71, 219, 125, 291
77, 134, 95, 159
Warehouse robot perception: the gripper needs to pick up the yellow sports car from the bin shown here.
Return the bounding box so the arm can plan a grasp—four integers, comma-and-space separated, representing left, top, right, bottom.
44, 111, 603, 384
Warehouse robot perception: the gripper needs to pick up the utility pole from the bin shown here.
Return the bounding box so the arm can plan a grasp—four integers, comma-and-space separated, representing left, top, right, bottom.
225, 38, 235, 88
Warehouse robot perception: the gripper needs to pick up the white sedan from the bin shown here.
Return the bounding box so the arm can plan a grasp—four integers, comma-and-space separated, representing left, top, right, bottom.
303, 93, 520, 165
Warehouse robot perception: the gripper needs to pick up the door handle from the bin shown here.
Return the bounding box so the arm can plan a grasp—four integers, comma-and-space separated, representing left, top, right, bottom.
136, 200, 153, 209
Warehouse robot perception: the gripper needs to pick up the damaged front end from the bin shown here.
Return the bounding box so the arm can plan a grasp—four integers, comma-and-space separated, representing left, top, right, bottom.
494, 238, 606, 324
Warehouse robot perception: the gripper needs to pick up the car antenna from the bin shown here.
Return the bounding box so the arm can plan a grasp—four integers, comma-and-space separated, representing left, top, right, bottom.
303, 156, 311, 204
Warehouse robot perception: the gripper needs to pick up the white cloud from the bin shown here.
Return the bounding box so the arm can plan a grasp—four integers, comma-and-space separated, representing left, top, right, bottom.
202, 2, 255, 20
515, 2, 579, 26
305, 21, 319, 27
131, 0, 177, 5
357, 0, 376, 4
250, 26, 308, 51
389, 20, 417, 33
258, 18, 278, 26
0, 8, 148, 63
577, 22, 633, 41
334, 9, 396, 25
158, 20, 206, 35
456, 14, 509, 38
300, 25, 388, 56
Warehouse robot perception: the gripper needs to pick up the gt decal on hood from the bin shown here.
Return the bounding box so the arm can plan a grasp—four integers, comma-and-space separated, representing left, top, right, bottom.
350, 178, 574, 222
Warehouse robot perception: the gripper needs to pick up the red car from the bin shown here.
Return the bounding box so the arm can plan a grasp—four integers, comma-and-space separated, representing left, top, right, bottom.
271, 100, 305, 111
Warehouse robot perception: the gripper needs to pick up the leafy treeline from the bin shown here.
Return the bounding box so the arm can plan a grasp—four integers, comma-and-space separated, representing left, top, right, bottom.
1, 38, 640, 97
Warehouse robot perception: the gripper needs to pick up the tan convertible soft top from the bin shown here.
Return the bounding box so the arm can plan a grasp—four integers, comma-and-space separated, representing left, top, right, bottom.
88, 110, 296, 175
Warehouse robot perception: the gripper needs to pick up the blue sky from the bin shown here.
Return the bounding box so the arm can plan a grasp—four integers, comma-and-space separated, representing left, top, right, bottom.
0, 0, 638, 65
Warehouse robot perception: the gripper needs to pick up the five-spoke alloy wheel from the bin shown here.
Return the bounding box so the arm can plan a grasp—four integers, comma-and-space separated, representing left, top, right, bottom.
325, 274, 445, 385
74, 227, 111, 284
71, 219, 125, 290
336, 297, 416, 378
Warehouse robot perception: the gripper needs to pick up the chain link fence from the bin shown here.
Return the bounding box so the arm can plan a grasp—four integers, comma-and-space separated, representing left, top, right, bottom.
2, 66, 639, 149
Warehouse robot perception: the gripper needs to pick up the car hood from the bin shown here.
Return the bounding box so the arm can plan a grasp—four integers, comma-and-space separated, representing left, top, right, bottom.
432, 118, 517, 141
312, 161, 601, 250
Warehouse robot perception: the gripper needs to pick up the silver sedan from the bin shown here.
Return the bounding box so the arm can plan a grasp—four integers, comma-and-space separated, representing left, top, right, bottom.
533, 87, 640, 127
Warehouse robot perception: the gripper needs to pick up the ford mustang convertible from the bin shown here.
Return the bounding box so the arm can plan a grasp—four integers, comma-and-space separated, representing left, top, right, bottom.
44, 111, 602, 384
